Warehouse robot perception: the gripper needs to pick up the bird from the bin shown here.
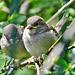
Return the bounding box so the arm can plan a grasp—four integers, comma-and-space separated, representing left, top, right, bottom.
1, 24, 31, 59
22, 16, 58, 57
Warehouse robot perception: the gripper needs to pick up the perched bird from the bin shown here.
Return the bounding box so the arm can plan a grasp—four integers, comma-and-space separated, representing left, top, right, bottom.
22, 16, 58, 57
1, 24, 31, 59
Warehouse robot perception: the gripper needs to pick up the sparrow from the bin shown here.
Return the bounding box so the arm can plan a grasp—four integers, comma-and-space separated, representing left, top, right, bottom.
22, 16, 58, 57
1, 24, 31, 59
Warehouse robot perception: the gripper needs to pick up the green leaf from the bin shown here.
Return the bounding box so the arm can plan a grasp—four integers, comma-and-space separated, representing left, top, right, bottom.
0, 21, 8, 36
0, 1, 5, 9
0, 28, 2, 33
45, 70, 51, 75
0, 50, 5, 70
0, 12, 7, 21
54, 59, 68, 73
8, 14, 26, 24
42, 54, 47, 60
68, 8, 75, 16
0, 21, 8, 28
57, 59, 68, 69
0, 28, 3, 36
14, 67, 36, 75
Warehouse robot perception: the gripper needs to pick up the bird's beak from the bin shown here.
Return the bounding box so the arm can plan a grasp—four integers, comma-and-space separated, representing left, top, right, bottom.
27, 25, 37, 29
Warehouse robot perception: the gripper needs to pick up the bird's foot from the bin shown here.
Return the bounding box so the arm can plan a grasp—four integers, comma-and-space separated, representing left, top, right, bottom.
17, 58, 26, 69
37, 55, 43, 64
28, 56, 35, 64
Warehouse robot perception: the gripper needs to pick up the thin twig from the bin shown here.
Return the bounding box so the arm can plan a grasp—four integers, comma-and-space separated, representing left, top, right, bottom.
46, 0, 74, 24
46, 35, 63, 55
35, 62, 40, 75
1, 56, 36, 73
1, 60, 28, 73
19, 0, 30, 14
66, 45, 75, 50
55, 17, 68, 33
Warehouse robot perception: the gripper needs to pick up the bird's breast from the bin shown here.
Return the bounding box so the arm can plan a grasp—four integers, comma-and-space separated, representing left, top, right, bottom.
24, 31, 57, 57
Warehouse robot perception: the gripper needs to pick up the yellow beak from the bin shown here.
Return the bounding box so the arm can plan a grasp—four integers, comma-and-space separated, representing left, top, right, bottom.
27, 25, 37, 29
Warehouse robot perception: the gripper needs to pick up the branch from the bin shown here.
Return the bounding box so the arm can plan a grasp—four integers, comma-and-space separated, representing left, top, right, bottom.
1, 56, 37, 73
35, 62, 40, 75
41, 19, 75, 74
46, 35, 63, 55
46, 0, 74, 24
55, 17, 68, 33
66, 45, 75, 50
19, 0, 30, 15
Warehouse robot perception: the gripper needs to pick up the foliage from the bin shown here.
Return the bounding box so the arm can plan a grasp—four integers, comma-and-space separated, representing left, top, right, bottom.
0, 50, 5, 70
0, 0, 75, 75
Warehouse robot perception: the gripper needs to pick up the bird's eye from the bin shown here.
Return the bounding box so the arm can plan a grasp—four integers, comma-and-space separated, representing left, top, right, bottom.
33, 23, 38, 26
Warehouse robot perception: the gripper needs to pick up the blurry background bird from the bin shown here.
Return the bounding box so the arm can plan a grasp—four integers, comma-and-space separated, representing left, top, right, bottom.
1, 24, 31, 59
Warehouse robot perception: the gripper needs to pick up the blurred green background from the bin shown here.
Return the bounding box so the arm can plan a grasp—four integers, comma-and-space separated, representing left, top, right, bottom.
0, 0, 75, 75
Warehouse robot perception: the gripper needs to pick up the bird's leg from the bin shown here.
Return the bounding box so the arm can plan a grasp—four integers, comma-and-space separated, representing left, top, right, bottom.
37, 55, 43, 64
17, 58, 27, 69
28, 55, 44, 65
28, 56, 35, 64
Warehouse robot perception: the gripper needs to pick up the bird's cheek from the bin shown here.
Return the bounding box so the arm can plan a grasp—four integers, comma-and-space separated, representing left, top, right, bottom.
31, 29, 37, 34
25, 28, 31, 34
26, 28, 37, 34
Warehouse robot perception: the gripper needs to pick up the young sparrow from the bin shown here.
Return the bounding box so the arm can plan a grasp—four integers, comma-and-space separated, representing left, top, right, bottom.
23, 16, 58, 57
1, 24, 31, 59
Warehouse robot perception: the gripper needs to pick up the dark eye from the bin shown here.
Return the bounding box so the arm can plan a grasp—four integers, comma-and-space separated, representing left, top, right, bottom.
33, 23, 38, 26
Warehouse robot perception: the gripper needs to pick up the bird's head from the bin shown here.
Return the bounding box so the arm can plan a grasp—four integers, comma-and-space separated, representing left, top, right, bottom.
3, 24, 18, 44
26, 16, 49, 35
